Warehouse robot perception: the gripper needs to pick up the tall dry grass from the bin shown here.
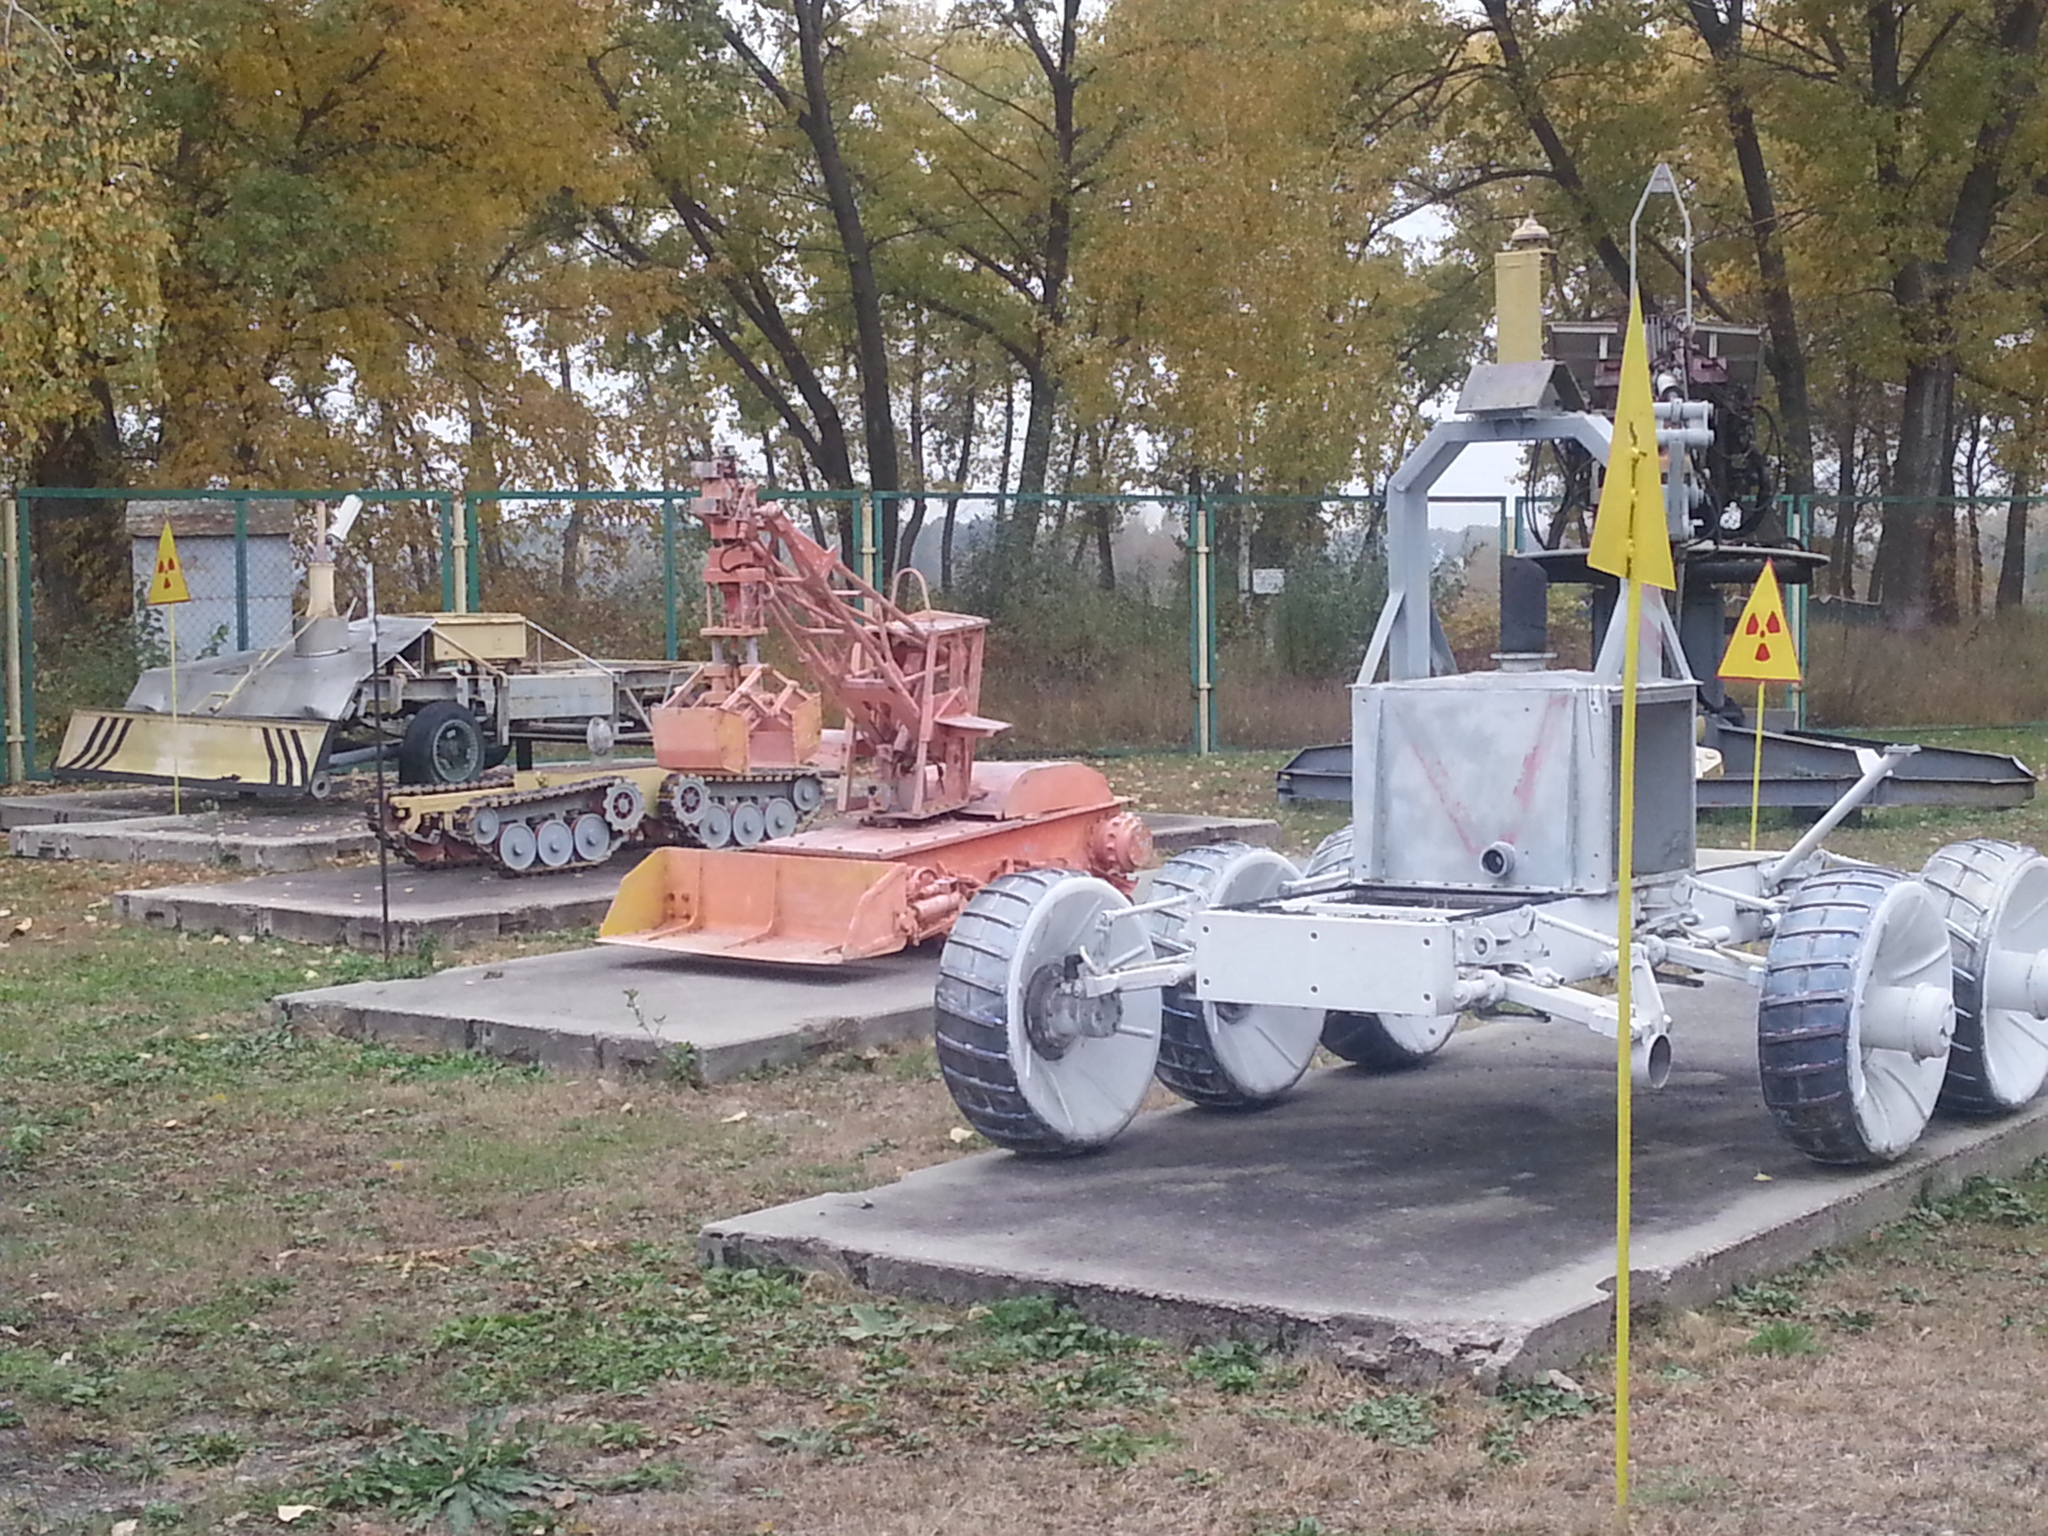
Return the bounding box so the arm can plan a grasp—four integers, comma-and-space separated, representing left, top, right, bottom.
984, 662, 1351, 754
1805, 612, 2048, 727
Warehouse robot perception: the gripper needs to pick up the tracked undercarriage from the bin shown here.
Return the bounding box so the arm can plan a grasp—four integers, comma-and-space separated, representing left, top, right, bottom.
375, 762, 830, 874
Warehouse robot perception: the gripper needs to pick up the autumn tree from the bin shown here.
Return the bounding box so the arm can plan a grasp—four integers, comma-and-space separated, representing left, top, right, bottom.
1, 0, 169, 626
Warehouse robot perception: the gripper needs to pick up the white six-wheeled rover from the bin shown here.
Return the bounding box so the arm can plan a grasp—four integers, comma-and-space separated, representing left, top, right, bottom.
933, 355, 2048, 1168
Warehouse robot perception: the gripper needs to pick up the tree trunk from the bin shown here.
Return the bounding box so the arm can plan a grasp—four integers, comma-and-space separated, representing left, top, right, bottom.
1871, 0, 2045, 626
1873, 358, 1953, 623
1479, 0, 1637, 303
25, 381, 127, 635
990, 0, 1081, 548
1827, 373, 1860, 596
1684, 0, 1816, 505
1997, 479, 2031, 610
900, 318, 929, 575
939, 365, 978, 590
790, 0, 899, 520
558, 352, 588, 599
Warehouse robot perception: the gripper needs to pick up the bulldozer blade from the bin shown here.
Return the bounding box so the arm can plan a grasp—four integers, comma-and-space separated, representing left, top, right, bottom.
597, 846, 916, 965
55, 709, 331, 796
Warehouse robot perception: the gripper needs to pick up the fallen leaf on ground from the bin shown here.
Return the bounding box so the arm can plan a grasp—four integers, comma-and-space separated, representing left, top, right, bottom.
112, 1522, 139, 1536
948, 1127, 977, 1144
720, 1108, 749, 1124
276, 1505, 317, 1524
9, 917, 30, 936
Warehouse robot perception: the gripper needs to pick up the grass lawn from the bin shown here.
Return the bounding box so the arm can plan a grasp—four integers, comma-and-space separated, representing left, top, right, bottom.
4, 753, 2048, 1534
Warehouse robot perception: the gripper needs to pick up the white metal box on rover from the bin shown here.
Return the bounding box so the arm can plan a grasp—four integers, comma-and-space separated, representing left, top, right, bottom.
1348, 668, 1696, 894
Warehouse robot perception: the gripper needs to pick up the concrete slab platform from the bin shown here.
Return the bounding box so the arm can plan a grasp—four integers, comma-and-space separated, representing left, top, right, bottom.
1142, 813, 1281, 854
1, 787, 211, 830
276, 943, 937, 1079
10, 798, 373, 869
701, 979, 2048, 1383
115, 860, 631, 950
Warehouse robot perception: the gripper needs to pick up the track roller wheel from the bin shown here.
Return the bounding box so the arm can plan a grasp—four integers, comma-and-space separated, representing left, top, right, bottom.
1760, 868, 1956, 1165
763, 797, 799, 841
791, 775, 825, 813
572, 812, 614, 863
496, 821, 537, 872
1919, 839, 2048, 1115
731, 801, 767, 848
1143, 843, 1322, 1108
697, 803, 733, 849
935, 869, 1162, 1155
535, 817, 575, 869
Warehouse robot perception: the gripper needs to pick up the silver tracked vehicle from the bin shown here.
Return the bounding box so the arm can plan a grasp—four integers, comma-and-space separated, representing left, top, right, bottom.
932, 226, 2048, 1167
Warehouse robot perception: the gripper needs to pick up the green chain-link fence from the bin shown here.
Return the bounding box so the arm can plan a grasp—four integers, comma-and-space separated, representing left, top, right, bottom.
29, 482, 2016, 783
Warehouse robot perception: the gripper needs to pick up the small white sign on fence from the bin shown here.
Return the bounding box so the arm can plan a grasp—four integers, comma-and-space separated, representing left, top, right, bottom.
1251, 567, 1286, 596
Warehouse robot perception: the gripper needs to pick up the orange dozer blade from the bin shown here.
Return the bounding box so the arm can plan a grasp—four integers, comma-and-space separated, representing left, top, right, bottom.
598, 847, 916, 966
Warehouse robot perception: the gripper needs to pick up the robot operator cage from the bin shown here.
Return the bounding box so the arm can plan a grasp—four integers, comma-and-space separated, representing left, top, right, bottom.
1348, 669, 1697, 896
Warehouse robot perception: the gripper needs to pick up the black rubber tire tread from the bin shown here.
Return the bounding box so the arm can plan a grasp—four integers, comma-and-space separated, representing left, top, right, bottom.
934, 868, 1100, 1157
1303, 824, 1354, 880
1319, 1010, 1436, 1070
1758, 866, 1914, 1166
1920, 838, 2046, 1116
397, 701, 485, 787
1146, 843, 1299, 1109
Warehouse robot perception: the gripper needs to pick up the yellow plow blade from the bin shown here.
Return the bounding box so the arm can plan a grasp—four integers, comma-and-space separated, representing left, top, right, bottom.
598, 846, 916, 966
55, 709, 330, 795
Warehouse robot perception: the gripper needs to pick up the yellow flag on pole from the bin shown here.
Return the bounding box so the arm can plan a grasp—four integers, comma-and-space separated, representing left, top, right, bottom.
147, 523, 192, 606
1586, 288, 1677, 591
1718, 561, 1802, 683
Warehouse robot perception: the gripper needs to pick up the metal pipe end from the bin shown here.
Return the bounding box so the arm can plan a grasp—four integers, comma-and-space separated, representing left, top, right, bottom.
1633, 1033, 1673, 1090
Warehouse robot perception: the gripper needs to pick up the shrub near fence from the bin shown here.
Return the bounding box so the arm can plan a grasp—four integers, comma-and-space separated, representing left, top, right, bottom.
1805, 611, 2048, 728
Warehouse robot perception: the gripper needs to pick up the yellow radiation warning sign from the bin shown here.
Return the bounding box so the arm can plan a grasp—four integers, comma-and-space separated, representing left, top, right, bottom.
1719, 560, 1800, 682
147, 522, 191, 605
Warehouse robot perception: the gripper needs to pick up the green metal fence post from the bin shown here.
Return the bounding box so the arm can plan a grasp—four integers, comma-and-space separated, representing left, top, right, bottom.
463, 494, 481, 612
437, 498, 456, 612
663, 495, 679, 660
15, 492, 35, 778
859, 492, 878, 596
3, 494, 23, 784
1189, 483, 1216, 755
1790, 493, 1810, 729
233, 493, 250, 651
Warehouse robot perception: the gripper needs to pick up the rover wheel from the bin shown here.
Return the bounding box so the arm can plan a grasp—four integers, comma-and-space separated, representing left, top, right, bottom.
1320, 1010, 1458, 1070
1303, 824, 1353, 879
1920, 840, 2048, 1115
1759, 868, 1956, 1165
935, 869, 1162, 1155
1144, 843, 1323, 1107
